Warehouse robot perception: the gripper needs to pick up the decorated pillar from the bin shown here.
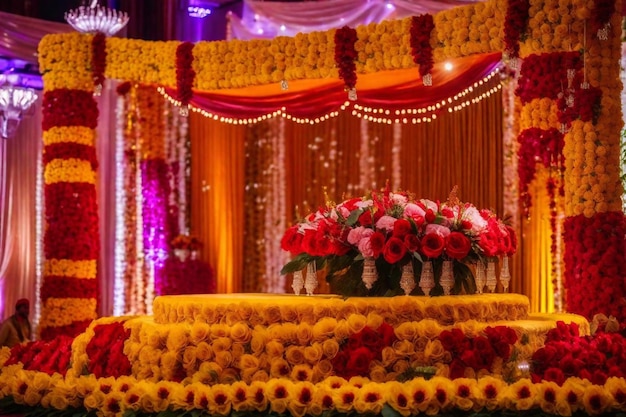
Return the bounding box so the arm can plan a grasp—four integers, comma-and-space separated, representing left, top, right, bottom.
38, 33, 100, 338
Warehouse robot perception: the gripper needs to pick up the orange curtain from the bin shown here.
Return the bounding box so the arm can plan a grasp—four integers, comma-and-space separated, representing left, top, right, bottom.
189, 114, 245, 293
189, 76, 526, 295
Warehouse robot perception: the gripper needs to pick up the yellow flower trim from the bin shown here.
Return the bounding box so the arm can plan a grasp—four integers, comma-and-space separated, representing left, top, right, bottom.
106, 37, 178, 86
38, 32, 93, 92
38, 298, 98, 328
518, 98, 560, 131
0, 346, 10, 367
153, 293, 530, 327
43, 259, 97, 279
43, 126, 96, 147
1, 369, 623, 416
44, 159, 95, 185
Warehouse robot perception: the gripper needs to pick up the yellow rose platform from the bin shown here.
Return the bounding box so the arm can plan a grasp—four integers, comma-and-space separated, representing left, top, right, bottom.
3, 292, 625, 417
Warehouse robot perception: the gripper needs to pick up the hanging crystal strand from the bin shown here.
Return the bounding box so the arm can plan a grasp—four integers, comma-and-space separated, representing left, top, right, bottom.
475, 261, 486, 294
400, 262, 416, 295
304, 262, 318, 296
419, 261, 435, 296
362, 257, 378, 290
440, 260, 454, 295
486, 260, 497, 292
499, 256, 511, 292
292, 270, 304, 295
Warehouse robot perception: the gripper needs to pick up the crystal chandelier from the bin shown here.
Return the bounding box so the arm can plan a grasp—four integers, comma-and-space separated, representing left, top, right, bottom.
0, 76, 38, 139
65, 0, 129, 37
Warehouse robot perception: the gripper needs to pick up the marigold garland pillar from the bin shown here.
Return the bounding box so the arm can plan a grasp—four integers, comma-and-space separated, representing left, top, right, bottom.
38, 33, 100, 339
561, 7, 626, 320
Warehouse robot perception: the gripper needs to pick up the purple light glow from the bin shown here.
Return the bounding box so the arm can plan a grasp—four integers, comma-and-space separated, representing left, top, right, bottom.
141, 158, 172, 295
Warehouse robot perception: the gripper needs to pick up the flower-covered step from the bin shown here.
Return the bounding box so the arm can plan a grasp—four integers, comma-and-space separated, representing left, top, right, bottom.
152, 293, 530, 326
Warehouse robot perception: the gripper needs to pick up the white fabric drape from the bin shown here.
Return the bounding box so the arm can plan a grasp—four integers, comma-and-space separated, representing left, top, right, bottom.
0, 11, 69, 63
0, 99, 42, 321
230, 0, 479, 40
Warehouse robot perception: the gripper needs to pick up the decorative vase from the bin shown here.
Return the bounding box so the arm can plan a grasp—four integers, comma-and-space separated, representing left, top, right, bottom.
500, 256, 511, 292
486, 260, 497, 292
292, 270, 304, 295
400, 262, 416, 295
475, 261, 486, 294
174, 249, 190, 262
419, 261, 435, 296
361, 257, 378, 290
440, 260, 454, 295
304, 262, 318, 296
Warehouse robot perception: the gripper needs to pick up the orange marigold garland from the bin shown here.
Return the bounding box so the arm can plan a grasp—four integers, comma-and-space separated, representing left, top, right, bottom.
410, 14, 435, 86
334, 26, 358, 100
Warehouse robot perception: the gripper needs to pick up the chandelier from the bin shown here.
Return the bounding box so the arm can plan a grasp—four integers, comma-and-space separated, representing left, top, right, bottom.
65, 0, 129, 36
0, 76, 38, 139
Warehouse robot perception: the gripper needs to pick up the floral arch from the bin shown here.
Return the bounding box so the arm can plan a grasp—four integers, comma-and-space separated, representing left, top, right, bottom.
37, 0, 625, 337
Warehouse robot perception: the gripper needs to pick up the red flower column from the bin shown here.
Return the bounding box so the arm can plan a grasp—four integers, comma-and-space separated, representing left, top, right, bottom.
38, 33, 100, 339
561, 4, 626, 320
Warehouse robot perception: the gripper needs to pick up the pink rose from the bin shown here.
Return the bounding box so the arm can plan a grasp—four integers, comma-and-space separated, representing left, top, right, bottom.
425, 223, 451, 238
404, 203, 426, 219
358, 238, 375, 258
347, 226, 374, 245
375, 215, 397, 232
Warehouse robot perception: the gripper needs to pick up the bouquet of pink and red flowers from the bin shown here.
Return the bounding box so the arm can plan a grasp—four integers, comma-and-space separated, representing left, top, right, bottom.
280, 188, 516, 296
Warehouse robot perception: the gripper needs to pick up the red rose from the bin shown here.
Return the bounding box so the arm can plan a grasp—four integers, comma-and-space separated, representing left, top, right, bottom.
543, 367, 565, 385
404, 234, 420, 252
358, 210, 373, 227
449, 358, 466, 379
378, 322, 396, 347
281, 226, 303, 254
421, 233, 445, 258
478, 230, 500, 257
369, 232, 386, 258
392, 219, 412, 239
425, 209, 436, 223
345, 347, 374, 377
445, 232, 472, 259
383, 237, 408, 264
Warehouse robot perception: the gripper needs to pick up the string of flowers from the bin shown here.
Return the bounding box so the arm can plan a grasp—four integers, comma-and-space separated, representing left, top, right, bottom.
334, 26, 358, 99
517, 127, 565, 217
90, 33, 106, 95
175, 41, 195, 116
592, 0, 615, 40
503, 0, 530, 60
410, 14, 435, 86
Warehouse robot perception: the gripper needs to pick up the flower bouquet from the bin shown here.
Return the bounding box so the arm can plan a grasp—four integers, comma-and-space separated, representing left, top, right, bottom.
280, 187, 516, 297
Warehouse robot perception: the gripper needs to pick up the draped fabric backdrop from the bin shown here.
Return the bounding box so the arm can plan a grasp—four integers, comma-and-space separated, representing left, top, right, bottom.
0, 100, 42, 322
190, 117, 245, 294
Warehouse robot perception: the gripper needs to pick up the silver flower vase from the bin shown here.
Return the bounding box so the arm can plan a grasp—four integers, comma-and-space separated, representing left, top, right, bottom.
475, 262, 486, 294
304, 262, 318, 296
419, 261, 435, 296
362, 257, 378, 290
500, 256, 511, 292
440, 260, 454, 296
292, 270, 304, 295
400, 262, 416, 295
486, 260, 497, 292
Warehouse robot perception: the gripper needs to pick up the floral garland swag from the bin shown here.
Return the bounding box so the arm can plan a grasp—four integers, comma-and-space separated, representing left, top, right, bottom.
38, 33, 101, 339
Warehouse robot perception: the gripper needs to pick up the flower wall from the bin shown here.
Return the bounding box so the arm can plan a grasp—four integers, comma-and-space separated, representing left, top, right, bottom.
38, 0, 625, 319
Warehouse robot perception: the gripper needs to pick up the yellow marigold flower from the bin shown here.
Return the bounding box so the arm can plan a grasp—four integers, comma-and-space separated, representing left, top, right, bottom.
333, 383, 358, 414
354, 382, 385, 414
43, 126, 95, 146
477, 376, 506, 411
406, 377, 436, 414
266, 379, 293, 414
604, 377, 626, 411
537, 380, 561, 414
504, 378, 537, 410
248, 380, 269, 412
44, 159, 95, 185
309, 384, 334, 416
385, 381, 412, 417
583, 385, 612, 415
208, 384, 232, 416
288, 381, 315, 417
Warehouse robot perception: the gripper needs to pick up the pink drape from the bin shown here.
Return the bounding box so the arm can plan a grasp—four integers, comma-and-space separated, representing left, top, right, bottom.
231, 0, 480, 40
0, 99, 42, 322
0, 11, 69, 62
